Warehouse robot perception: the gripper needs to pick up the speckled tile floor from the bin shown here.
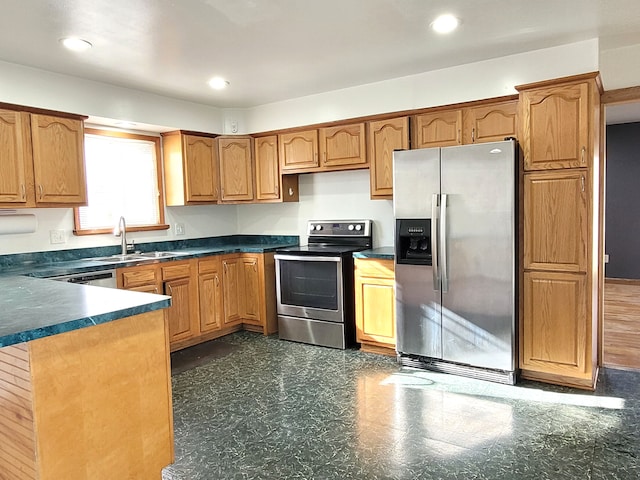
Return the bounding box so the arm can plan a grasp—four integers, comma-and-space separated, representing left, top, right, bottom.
162, 332, 640, 480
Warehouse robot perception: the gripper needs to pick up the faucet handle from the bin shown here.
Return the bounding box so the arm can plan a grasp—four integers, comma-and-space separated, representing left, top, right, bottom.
126, 240, 136, 254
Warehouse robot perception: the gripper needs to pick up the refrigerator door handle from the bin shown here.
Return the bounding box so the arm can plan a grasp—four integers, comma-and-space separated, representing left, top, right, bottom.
440, 193, 449, 293
431, 193, 440, 291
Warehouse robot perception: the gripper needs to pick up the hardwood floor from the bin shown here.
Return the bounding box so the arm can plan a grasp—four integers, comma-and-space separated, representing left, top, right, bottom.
604, 278, 640, 369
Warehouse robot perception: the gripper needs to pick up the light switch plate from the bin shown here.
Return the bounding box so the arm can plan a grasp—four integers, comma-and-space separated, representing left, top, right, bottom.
175, 223, 186, 235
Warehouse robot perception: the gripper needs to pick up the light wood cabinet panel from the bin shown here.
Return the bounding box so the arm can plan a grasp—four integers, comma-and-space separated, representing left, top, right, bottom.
254, 135, 280, 200
241, 255, 261, 323
355, 258, 396, 353
319, 123, 368, 169
0, 109, 33, 206
462, 101, 518, 144
218, 136, 254, 202
524, 170, 588, 272
199, 266, 223, 334
162, 131, 219, 205
521, 82, 590, 170
30, 114, 87, 206
279, 129, 319, 171
222, 255, 242, 326
367, 117, 409, 199
117, 264, 160, 292
412, 110, 462, 148
164, 277, 195, 343
521, 271, 589, 380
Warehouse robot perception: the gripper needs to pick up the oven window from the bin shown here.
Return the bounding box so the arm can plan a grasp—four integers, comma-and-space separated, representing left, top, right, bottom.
278, 259, 339, 311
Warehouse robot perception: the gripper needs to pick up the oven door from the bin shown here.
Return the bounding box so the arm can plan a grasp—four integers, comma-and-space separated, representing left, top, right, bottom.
274, 254, 344, 323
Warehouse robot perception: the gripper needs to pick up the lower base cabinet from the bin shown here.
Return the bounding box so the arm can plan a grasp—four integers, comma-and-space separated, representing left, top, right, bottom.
354, 258, 396, 354
117, 252, 278, 352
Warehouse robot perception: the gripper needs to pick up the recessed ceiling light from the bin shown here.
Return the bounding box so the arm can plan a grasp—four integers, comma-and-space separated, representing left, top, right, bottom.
60, 37, 93, 52
431, 14, 460, 34
208, 77, 230, 90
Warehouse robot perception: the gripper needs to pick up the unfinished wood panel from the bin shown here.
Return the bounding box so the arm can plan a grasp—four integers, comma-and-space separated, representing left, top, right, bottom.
0, 344, 37, 480
603, 279, 640, 369
29, 310, 173, 480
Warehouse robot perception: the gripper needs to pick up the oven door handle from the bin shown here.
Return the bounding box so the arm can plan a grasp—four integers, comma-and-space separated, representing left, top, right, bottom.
274, 254, 342, 263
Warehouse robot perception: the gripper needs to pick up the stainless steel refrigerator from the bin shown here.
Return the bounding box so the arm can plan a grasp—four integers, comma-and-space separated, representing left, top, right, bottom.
393, 140, 517, 384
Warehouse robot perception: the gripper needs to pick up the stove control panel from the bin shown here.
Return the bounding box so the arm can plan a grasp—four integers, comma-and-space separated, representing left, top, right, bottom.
307, 220, 372, 237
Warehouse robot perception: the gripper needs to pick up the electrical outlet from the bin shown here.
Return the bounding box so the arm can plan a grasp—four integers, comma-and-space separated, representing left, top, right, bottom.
50, 230, 66, 244
175, 223, 186, 235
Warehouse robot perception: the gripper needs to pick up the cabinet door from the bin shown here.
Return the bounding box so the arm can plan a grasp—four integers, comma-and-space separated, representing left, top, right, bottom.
521, 82, 590, 170
117, 265, 160, 291
412, 110, 462, 148
355, 260, 396, 348
367, 117, 409, 199
462, 101, 518, 144
241, 255, 261, 323
199, 271, 223, 333
218, 137, 254, 201
278, 130, 319, 171
319, 123, 367, 169
254, 135, 280, 200
30, 114, 87, 205
183, 134, 219, 203
222, 256, 242, 326
521, 271, 588, 378
0, 110, 33, 206
164, 277, 196, 343
524, 170, 588, 272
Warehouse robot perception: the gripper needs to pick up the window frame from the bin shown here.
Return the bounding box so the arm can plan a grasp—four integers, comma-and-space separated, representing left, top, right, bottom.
73, 128, 169, 236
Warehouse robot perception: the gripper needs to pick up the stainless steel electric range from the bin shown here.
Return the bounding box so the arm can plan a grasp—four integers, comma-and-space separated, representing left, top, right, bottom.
274, 220, 373, 349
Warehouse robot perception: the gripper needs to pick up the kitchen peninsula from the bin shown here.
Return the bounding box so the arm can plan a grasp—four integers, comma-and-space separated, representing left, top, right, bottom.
0, 276, 174, 479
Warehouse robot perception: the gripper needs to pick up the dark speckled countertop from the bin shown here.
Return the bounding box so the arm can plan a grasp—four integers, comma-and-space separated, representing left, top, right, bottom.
353, 246, 394, 260
0, 235, 299, 348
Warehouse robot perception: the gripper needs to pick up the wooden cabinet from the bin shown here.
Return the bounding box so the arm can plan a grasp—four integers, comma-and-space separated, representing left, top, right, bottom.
162, 131, 219, 205
354, 258, 396, 354
318, 123, 367, 169
524, 170, 588, 272
162, 260, 198, 345
31, 114, 87, 206
412, 109, 462, 148
240, 255, 261, 324
367, 116, 409, 199
221, 255, 243, 327
412, 100, 517, 149
218, 136, 254, 202
253, 135, 300, 203
0, 108, 87, 208
279, 129, 319, 171
0, 110, 32, 205
116, 263, 161, 293
517, 73, 601, 390
462, 101, 518, 144
198, 257, 223, 334
521, 83, 590, 171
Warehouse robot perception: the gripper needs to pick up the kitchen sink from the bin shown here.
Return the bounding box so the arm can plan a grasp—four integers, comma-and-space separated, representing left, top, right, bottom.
94, 254, 148, 263
137, 251, 182, 258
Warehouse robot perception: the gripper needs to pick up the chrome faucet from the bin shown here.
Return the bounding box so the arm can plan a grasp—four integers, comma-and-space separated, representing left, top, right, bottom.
114, 216, 127, 255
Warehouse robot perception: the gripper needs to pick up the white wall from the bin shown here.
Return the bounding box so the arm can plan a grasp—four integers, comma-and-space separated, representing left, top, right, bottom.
237, 170, 394, 248
600, 42, 640, 90
0, 39, 603, 255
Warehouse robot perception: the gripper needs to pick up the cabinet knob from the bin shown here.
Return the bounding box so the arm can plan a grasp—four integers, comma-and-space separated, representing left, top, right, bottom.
38, 184, 44, 200
472, 128, 476, 143
21, 184, 26, 201
581, 146, 586, 164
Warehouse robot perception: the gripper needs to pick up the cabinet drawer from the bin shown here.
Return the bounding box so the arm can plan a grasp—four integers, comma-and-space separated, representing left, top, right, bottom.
355, 258, 394, 279
198, 257, 220, 274
162, 261, 192, 280
119, 268, 158, 288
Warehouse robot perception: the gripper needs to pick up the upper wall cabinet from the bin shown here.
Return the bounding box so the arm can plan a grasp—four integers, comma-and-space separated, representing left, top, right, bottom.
318, 123, 368, 170
279, 129, 319, 171
254, 135, 299, 203
0, 107, 87, 208
520, 83, 591, 171
367, 116, 409, 199
218, 136, 254, 202
412, 100, 518, 149
279, 123, 368, 174
162, 131, 219, 206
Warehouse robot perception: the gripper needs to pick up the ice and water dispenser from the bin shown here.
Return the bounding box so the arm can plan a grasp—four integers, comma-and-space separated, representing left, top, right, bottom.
395, 219, 431, 265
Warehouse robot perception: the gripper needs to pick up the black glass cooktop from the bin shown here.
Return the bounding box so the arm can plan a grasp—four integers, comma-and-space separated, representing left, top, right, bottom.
276, 244, 368, 255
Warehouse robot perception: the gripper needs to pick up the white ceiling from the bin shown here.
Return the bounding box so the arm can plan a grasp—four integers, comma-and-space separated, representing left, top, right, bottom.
1, 0, 640, 120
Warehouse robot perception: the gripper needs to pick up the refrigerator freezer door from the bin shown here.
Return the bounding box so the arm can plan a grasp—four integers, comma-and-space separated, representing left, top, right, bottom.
439, 141, 516, 371
392, 148, 440, 219
395, 263, 442, 357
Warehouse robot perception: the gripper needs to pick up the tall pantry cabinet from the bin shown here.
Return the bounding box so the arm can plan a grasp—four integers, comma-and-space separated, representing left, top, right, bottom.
517, 73, 602, 390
